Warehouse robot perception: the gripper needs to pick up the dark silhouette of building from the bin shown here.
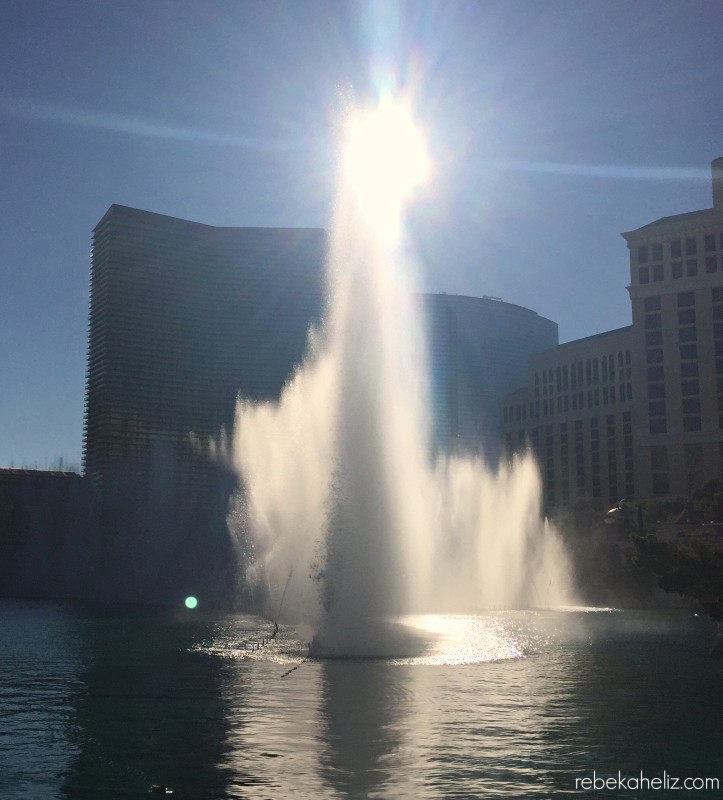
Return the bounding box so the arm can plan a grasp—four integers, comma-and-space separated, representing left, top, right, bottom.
0, 468, 85, 598
424, 294, 558, 461
84, 205, 326, 489
80, 205, 326, 605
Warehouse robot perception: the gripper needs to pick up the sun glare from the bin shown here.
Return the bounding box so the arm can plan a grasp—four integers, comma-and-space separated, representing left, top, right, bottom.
343, 96, 430, 234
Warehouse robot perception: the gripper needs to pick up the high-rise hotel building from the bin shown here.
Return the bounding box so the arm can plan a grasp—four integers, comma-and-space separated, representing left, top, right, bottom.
83, 205, 326, 488
502, 328, 634, 511
424, 294, 558, 461
503, 159, 723, 509
624, 158, 723, 499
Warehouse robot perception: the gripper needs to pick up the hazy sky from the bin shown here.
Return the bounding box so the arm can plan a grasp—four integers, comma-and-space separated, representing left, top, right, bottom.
2, 0, 723, 470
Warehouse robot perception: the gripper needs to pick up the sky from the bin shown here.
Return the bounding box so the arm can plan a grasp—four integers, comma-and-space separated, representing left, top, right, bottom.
2, 0, 723, 471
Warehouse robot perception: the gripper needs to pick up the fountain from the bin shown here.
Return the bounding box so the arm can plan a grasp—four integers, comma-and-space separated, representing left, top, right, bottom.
229, 94, 573, 656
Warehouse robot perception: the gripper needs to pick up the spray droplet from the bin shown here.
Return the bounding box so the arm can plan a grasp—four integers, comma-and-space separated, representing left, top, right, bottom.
185, 596, 198, 609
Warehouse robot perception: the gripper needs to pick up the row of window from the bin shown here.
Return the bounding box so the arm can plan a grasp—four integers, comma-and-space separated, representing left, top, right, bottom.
507, 413, 634, 506
715, 292, 723, 433
637, 233, 723, 265
651, 443, 723, 496
533, 352, 632, 396
504, 381, 633, 424
645, 305, 667, 433
639, 254, 723, 284
645, 293, 702, 434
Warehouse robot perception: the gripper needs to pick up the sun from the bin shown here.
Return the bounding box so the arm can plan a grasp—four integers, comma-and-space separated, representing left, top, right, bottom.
343, 95, 430, 235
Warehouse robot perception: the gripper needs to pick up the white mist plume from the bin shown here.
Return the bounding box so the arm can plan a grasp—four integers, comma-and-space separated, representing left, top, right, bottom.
228, 101, 574, 653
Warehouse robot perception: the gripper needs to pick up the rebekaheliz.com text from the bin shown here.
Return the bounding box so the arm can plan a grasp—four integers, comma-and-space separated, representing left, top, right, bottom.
575, 771, 720, 791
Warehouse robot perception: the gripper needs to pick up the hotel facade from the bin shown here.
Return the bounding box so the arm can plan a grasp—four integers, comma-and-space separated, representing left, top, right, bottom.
83, 205, 326, 490
503, 158, 723, 510
424, 293, 558, 461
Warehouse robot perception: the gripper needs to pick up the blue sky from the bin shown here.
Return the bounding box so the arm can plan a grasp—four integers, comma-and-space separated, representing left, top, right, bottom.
2, 0, 723, 470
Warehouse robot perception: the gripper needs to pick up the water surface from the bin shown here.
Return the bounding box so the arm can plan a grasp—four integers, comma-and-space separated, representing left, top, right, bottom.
2, 601, 721, 799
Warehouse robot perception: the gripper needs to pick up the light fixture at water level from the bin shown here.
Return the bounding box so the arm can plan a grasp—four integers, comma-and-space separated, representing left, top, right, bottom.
343, 96, 430, 234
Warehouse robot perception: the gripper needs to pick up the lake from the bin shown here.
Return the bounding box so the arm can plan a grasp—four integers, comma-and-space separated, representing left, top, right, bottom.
1, 600, 722, 799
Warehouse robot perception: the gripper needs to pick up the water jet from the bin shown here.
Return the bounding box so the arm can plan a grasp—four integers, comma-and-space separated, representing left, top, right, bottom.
231, 95, 573, 656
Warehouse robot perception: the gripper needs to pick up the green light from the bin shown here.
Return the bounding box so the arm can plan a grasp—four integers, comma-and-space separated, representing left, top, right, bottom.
185, 596, 198, 609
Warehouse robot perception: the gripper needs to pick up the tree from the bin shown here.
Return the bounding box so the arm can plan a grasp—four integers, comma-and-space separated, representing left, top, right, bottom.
633, 535, 723, 657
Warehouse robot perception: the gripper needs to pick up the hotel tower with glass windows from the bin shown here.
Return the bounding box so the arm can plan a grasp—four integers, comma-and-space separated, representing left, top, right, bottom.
83, 205, 326, 492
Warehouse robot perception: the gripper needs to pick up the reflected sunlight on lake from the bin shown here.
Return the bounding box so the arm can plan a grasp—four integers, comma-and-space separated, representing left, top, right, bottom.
1, 601, 722, 799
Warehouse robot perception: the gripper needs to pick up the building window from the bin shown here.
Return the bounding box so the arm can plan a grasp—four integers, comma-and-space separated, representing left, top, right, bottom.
684, 444, 704, 493
652, 243, 663, 261
653, 264, 664, 282
637, 245, 649, 263
645, 313, 662, 329
639, 267, 650, 284
682, 398, 701, 414
707, 255, 718, 273
649, 400, 666, 416
671, 240, 682, 258
681, 379, 700, 395
678, 291, 695, 307
647, 366, 664, 381
672, 262, 683, 279
652, 473, 670, 495
681, 361, 699, 377
712, 287, 723, 303
678, 308, 696, 325
643, 296, 661, 312
650, 418, 667, 434
687, 259, 698, 276
646, 348, 663, 363
648, 383, 666, 399
685, 237, 697, 256
679, 343, 698, 360
705, 234, 717, 252
683, 416, 702, 432
678, 326, 697, 342
651, 445, 669, 495
645, 330, 663, 346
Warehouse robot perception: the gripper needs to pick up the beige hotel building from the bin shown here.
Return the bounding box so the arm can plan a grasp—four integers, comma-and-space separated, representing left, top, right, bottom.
502, 158, 723, 511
